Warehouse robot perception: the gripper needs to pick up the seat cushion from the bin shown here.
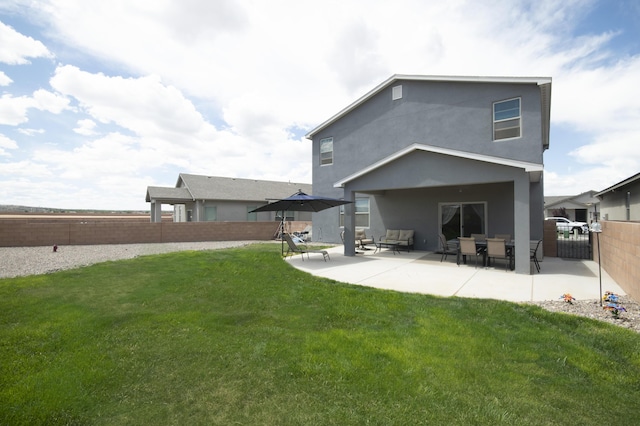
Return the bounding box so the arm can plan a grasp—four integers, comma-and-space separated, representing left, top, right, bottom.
385, 229, 400, 240
398, 230, 414, 241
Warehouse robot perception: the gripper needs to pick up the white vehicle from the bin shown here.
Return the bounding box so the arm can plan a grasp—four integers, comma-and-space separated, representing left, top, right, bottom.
546, 217, 589, 234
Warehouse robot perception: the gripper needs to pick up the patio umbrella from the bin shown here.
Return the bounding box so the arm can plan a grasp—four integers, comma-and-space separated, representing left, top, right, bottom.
250, 190, 352, 255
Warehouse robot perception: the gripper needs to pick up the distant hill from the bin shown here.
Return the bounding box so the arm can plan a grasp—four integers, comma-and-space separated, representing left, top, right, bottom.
0, 205, 151, 214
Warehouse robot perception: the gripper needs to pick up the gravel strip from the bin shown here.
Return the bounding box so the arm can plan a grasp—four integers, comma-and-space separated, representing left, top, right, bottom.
0, 241, 256, 279
529, 296, 640, 334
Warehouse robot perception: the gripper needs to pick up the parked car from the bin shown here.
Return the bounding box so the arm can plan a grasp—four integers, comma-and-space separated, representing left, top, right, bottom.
546, 217, 589, 234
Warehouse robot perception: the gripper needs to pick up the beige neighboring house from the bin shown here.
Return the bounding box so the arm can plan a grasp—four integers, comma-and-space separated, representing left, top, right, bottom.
544, 190, 599, 223
595, 172, 640, 221
146, 173, 312, 223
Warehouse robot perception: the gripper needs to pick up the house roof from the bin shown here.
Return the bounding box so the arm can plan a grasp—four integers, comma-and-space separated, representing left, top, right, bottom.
145, 186, 192, 203
333, 143, 544, 188
595, 172, 640, 197
544, 190, 599, 209
146, 174, 312, 204
305, 74, 552, 149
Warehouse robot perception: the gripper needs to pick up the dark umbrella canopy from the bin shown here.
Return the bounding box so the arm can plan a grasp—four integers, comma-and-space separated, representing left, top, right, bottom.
250, 191, 351, 214
250, 191, 351, 255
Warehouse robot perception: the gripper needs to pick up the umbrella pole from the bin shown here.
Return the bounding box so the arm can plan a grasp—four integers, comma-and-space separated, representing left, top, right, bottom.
281, 211, 285, 257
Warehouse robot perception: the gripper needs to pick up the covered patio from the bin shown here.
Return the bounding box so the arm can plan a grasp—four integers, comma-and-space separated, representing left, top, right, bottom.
335, 144, 544, 275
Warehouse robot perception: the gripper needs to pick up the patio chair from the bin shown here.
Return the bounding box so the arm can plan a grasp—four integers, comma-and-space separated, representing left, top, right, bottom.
439, 233, 458, 262
283, 233, 330, 261
457, 237, 481, 268
486, 238, 512, 271
355, 229, 374, 249
494, 234, 511, 241
530, 239, 542, 273
470, 233, 487, 242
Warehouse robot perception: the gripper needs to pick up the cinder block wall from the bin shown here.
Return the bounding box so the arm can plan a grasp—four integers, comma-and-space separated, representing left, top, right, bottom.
0, 220, 282, 247
595, 221, 640, 301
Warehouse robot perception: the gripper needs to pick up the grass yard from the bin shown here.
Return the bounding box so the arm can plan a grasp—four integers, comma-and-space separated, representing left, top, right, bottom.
1, 244, 639, 425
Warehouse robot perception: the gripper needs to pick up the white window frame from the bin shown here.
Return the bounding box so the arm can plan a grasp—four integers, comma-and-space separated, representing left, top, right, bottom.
320, 137, 333, 166
493, 97, 521, 141
339, 197, 370, 228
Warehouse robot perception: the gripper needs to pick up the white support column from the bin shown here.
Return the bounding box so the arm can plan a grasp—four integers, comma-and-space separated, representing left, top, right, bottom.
343, 189, 356, 256
513, 175, 531, 274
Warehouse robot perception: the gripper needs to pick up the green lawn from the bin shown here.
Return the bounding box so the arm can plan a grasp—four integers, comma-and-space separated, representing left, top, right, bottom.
1, 244, 639, 425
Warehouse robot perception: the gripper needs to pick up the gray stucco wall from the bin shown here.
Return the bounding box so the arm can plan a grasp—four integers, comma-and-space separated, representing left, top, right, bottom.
310, 79, 546, 256
599, 180, 640, 221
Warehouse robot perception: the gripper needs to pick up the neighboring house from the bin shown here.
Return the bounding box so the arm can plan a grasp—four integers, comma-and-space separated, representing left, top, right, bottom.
306, 74, 552, 274
146, 174, 312, 223
544, 190, 599, 223
595, 172, 640, 221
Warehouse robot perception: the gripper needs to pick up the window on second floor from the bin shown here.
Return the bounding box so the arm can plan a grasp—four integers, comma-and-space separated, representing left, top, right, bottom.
493, 98, 521, 141
320, 137, 333, 165
339, 197, 370, 228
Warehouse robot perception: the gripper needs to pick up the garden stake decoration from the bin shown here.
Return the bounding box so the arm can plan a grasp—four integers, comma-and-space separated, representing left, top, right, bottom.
561, 294, 576, 304
603, 291, 626, 318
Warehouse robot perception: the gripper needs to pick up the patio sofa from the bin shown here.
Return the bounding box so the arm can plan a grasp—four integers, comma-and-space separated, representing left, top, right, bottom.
379, 229, 415, 252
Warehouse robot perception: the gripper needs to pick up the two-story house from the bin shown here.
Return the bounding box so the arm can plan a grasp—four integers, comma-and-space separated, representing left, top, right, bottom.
306, 75, 552, 274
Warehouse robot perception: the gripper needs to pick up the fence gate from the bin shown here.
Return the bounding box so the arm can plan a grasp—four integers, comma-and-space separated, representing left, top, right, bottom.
556, 230, 592, 259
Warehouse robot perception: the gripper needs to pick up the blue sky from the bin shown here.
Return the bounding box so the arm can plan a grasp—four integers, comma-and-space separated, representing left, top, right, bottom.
1, 0, 639, 210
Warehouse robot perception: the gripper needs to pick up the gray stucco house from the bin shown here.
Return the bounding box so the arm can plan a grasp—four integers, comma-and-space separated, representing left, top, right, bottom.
595, 172, 640, 221
306, 74, 552, 274
146, 174, 312, 223
544, 190, 599, 223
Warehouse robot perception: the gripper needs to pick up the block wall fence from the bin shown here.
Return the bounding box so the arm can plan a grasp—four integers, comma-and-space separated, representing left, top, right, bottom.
0, 220, 284, 247
593, 221, 640, 302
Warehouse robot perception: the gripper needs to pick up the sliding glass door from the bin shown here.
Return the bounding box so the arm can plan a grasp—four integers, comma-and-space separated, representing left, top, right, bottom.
440, 202, 486, 240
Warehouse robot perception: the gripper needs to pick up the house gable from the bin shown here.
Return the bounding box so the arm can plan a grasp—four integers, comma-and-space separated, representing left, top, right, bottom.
334, 144, 543, 189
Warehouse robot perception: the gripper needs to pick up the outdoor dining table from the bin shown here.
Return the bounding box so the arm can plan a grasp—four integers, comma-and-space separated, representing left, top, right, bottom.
449, 238, 515, 269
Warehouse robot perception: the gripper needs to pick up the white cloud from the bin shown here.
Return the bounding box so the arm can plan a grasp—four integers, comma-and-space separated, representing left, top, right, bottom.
0, 71, 12, 86
0, 20, 53, 64
73, 119, 97, 136
0, 133, 18, 156
0, 90, 70, 125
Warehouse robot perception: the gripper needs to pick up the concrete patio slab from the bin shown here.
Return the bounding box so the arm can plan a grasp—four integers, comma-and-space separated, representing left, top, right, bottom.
287, 245, 625, 302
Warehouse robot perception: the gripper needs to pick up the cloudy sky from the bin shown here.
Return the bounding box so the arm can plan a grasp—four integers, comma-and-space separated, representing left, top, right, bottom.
1, 0, 639, 210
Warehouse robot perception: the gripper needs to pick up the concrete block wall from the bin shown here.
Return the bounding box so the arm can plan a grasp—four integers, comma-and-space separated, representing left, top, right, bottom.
596, 221, 640, 301
0, 220, 282, 247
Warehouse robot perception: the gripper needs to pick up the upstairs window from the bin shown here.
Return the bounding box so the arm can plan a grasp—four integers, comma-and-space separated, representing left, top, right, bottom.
320, 137, 333, 165
493, 98, 521, 141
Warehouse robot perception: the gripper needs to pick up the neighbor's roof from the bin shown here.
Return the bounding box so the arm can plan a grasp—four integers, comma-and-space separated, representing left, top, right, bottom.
305, 74, 552, 148
145, 186, 192, 203
595, 172, 640, 197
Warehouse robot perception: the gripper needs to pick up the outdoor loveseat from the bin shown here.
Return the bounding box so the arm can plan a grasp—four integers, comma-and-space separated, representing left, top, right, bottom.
379, 229, 415, 252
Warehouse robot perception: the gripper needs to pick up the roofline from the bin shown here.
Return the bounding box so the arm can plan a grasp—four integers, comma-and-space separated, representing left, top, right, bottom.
176, 173, 196, 201
306, 74, 552, 139
333, 143, 543, 188
595, 172, 640, 197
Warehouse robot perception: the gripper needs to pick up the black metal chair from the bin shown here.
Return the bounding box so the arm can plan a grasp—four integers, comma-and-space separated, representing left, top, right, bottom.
530, 239, 542, 273
439, 233, 458, 262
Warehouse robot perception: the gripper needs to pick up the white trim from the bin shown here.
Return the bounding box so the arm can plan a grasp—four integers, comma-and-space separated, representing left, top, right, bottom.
333, 143, 543, 188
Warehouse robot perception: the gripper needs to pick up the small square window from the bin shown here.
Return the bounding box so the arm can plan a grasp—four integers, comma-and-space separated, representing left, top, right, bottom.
320, 137, 333, 165
493, 98, 521, 141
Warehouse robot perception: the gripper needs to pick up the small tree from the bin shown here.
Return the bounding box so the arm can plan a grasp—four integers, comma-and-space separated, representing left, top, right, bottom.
551, 207, 568, 218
